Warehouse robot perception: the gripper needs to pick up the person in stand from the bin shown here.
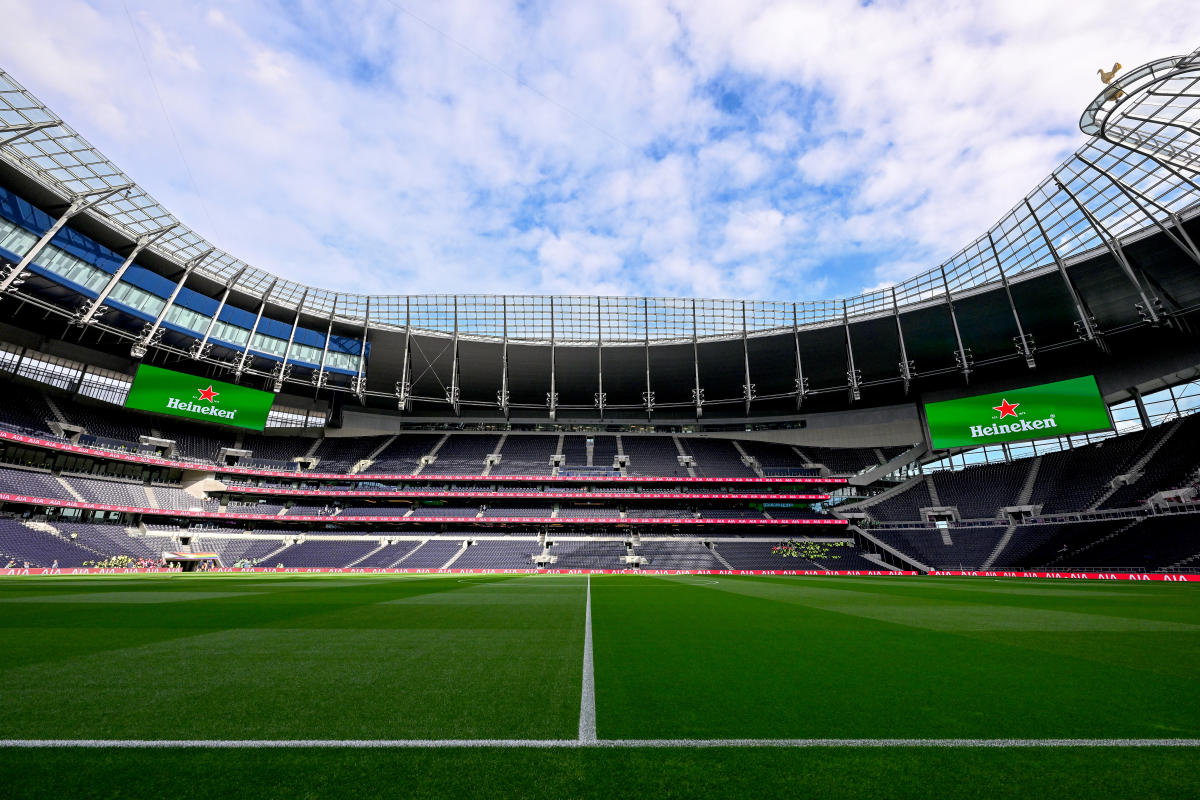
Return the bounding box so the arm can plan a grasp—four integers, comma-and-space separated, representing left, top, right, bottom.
51, 559, 58, 569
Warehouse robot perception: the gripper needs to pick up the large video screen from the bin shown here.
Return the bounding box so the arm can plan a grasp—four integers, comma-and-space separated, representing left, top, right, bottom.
124, 364, 275, 431
924, 375, 1111, 450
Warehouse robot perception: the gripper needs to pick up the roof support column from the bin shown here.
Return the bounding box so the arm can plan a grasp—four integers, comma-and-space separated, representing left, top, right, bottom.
190, 267, 246, 360
595, 297, 605, 419
396, 297, 411, 412
792, 304, 808, 409
940, 265, 972, 383
130, 248, 213, 359
1023, 198, 1101, 346
741, 301, 754, 415
546, 297, 557, 421
642, 298, 653, 421
76, 224, 177, 326
693, 300, 704, 418
233, 280, 275, 382
272, 288, 308, 393
842, 300, 861, 401
891, 287, 914, 393
1053, 176, 1161, 324
448, 297, 461, 416
986, 232, 1036, 368
1, 183, 133, 293
311, 297, 336, 391
497, 297, 509, 419
1075, 153, 1200, 267
352, 297, 369, 403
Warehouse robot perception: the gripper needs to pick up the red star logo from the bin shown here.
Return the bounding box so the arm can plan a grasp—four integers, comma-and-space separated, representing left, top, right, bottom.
993, 398, 1019, 418
196, 385, 219, 403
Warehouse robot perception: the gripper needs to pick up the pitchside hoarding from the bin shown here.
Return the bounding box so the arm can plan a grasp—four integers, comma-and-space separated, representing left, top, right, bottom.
923, 375, 1111, 450
123, 364, 274, 431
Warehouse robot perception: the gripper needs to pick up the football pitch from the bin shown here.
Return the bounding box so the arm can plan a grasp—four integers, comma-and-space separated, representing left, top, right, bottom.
0, 573, 1197, 798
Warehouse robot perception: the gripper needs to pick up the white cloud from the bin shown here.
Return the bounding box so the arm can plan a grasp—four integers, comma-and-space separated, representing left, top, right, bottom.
0, 0, 1195, 306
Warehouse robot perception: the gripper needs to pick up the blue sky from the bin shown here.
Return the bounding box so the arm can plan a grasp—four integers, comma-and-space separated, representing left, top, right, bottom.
1, 0, 1197, 301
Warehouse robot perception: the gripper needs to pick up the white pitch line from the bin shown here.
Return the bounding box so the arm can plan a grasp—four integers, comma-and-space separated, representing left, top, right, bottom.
579, 573, 596, 743
0, 739, 1197, 749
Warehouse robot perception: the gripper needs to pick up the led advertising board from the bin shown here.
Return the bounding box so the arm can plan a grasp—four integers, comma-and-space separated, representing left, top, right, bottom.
924, 375, 1111, 450
123, 364, 274, 431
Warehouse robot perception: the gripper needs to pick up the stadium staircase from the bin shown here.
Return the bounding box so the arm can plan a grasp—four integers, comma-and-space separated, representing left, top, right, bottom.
980, 457, 1044, 569
849, 443, 925, 487
1088, 420, 1183, 510
41, 394, 69, 426
388, 540, 428, 568
482, 433, 507, 476
731, 441, 765, 477
350, 434, 397, 475
440, 541, 468, 569
849, 524, 930, 573
54, 476, 85, 502
413, 434, 451, 475
859, 553, 904, 571
345, 543, 386, 568
257, 540, 295, 566
672, 436, 698, 477
841, 474, 924, 516
924, 475, 941, 507
709, 545, 733, 570
142, 485, 158, 509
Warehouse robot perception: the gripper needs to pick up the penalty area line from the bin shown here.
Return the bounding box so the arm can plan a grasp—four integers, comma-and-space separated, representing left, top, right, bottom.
1, 739, 1198, 749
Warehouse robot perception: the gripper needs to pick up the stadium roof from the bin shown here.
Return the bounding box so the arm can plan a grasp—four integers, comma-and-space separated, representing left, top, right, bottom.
1, 48, 1199, 346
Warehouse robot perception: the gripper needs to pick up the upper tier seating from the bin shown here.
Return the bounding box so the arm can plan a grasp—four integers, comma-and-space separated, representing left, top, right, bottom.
422, 435, 500, 476
312, 436, 389, 472
621, 437, 686, 477
930, 461, 1030, 519
239, 433, 310, 468
0, 392, 59, 435
62, 474, 147, 507
1101, 416, 1200, 509
366, 434, 444, 474
491, 435, 557, 476
680, 438, 757, 478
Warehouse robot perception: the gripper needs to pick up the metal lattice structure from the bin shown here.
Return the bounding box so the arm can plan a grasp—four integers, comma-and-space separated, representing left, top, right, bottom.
0, 48, 1199, 346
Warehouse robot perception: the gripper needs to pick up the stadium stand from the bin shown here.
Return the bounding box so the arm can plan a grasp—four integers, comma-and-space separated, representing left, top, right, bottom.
491, 435, 557, 475
366, 434, 444, 474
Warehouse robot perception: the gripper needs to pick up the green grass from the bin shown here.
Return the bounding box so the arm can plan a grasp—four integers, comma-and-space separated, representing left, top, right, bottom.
0, 573, 1198, 798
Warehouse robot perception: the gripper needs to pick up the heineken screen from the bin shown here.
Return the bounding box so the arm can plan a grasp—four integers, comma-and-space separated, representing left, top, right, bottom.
124, 364, 275, 431
923, 375, 1111, 450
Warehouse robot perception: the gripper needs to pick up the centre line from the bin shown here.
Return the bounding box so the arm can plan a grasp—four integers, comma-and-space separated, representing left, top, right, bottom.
579, 573, 596, 743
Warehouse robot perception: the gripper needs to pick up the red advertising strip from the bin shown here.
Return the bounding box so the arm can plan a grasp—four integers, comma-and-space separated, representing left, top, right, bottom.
0, 430, 846, 484
1, 567, 915, 577
929, 570, 1197, 581
2, 568, 1192, 580
0, 492, 848, 525
221, 486, 830, 501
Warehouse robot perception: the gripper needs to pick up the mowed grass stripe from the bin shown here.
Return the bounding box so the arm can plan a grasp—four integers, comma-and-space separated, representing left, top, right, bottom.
0, 575, 587, 740
591, 575, 1200, 740
2, 737, 1198, 748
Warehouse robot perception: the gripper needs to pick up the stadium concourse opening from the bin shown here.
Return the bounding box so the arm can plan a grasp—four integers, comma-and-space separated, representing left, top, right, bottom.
0, 32, 1198, 800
